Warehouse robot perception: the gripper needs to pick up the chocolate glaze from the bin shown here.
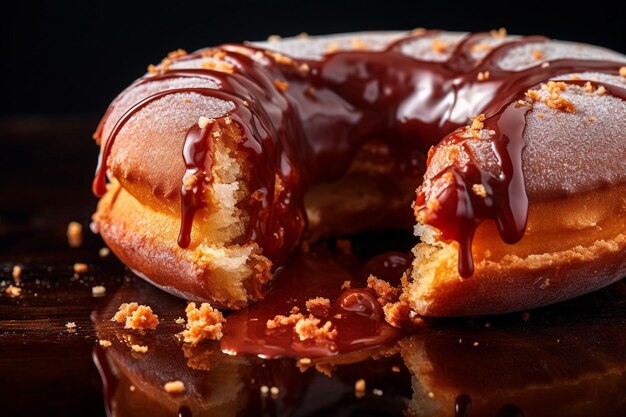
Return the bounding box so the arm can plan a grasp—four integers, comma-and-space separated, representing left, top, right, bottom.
220, 250, 413, 358
92, 31, 625, 275
455, 394, 472, 417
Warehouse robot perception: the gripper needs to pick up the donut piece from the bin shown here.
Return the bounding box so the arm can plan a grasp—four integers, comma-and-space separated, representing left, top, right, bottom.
408, 77, 626, 316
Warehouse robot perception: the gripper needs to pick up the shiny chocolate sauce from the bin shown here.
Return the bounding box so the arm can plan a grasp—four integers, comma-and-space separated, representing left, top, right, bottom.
178, 123, 214, 248
455, 394, 472, 417
177, 406, 192, 417
92, 31, 625, 275
221, 250, 413, 358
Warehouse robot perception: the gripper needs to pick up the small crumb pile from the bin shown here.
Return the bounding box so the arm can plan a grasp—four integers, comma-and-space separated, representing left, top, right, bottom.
305, 297, 331, 316
294, 316, 337, 342
111, 302, 159, 330
266, 310, 337, 344
181, 302, 225, 345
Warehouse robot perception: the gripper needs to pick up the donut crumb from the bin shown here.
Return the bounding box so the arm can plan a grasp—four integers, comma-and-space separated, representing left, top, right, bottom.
98, 339, 112, 348
472, 184, 487, 198
112, 302, 160, 330
12, 266, 22, 284
294, 315, 337, 342
91, 285, 106, 297
355, 379, 366, 396
5, 285, 21, 297
266, 312, 304, 329
476, 71, 490, 81
367, 275, 400, 305
164, 380, 186, 394
431, 38, 449, 54
131, 344, 148, 353
181, 302, 225, 345
490, 27, 507, 39
67, 222, 83, 248
274, 79, 289, 92
305, 297, 331, 317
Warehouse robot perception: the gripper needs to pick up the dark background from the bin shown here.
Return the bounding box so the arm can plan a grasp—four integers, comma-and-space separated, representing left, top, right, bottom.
1, 0, 625, 214
1, 0, 625, 119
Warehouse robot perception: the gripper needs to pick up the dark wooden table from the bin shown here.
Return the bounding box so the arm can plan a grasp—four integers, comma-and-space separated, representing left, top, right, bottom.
1, 118, 625, 417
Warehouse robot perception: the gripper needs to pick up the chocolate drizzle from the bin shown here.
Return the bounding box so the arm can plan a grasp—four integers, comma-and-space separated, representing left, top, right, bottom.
178, 123, 214, 248
92, 31, 626, 275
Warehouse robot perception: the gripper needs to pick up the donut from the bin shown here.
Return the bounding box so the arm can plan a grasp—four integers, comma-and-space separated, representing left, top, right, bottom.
92, 29, 626, 312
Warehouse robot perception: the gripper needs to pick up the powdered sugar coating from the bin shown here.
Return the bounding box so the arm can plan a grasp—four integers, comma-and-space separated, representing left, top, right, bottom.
498, 41, 626, 71
253, 31, 402, 59
523, 78, 626, 198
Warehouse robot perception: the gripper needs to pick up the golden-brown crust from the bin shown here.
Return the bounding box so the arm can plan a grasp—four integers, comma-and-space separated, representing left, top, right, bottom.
94, 181, 271, 310
409, 184, 626, 316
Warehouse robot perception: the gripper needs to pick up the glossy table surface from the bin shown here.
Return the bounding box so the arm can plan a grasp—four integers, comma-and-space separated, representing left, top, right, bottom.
1, 118, 625, 417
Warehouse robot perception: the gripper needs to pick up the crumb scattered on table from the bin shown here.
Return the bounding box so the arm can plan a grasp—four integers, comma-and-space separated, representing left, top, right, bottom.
305, 297, 331, 316
12, 265, 22, 283
164, 380, 186, 394
92, 285, 106, 297
98, 339, 112, 348
112, 302, 159, 330
5, 285, 22, 297
355, 379, 366, 397
67, 222, 83, 248
181, 302, 225, 345
131, 344, 148, 353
